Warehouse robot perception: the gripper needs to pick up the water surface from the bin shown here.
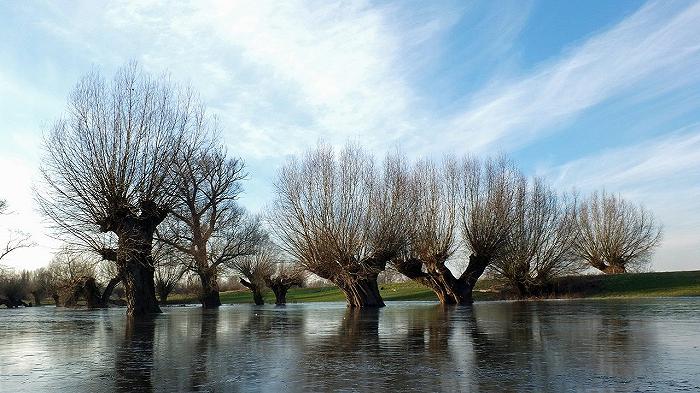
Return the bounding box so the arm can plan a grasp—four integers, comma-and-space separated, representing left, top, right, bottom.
1, 299, 699, 392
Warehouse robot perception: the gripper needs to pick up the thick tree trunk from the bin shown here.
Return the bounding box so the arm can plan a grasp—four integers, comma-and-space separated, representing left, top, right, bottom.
101, 276, 122, 305
451, 253, 492, 304
271, 286, 289, 305
122, 260, 161, 316
199, 270, 222, 309
81, 277, 107, 308
240, 278, 265, 305
52, 293, 60, 307
265, 275, 303, 305
31, 292, 42, 306
395, 258, 478, 305
338, 277, 385, 308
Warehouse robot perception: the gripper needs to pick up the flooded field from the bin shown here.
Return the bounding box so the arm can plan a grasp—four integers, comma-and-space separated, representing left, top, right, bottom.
1, 299, 699, 392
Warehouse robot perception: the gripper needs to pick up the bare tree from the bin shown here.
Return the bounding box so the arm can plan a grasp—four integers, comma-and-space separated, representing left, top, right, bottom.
264, 259, 307, 305
152, 242, 186, 303
573, 191, 662, 274
269, 144, 410, 307
158, 144, 264, 308
392, 157, 462, 304
456, 156, 520, 302
0, 270, 31, 308
36, 63, 202, 316
230, 241, 276, 305
45, 247, 117, 308
391, 156, 519, 304
490, 178, 582, 297
27, 268, 55, 306
0, 199, 32, 267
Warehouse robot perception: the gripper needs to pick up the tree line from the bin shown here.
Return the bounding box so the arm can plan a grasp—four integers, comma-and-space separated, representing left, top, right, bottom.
0, 64, 662, 315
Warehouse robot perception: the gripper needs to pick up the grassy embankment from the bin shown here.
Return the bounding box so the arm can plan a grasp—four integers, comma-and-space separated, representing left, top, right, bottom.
167, 270, 700, 305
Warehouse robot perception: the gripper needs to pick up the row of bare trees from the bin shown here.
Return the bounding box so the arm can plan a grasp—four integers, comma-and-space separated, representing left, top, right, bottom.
20, 63, 661, 313
269, 143, 662, 306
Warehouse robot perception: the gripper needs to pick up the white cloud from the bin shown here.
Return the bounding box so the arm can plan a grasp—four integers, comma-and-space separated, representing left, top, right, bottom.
442, 1, 700, 153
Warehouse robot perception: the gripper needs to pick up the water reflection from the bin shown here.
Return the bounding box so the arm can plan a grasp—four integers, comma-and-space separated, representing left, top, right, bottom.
115, 318, 155, 392
1, 300, 699, 392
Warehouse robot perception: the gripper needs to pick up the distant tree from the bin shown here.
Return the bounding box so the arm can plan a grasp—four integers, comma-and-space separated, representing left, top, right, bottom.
270, 144, 411, 307
158, 143, 263, 308
36, 63, 203, 316
27, 268, 55, 306
230, 241, 276, 305
490, 178, 581, 297
0, 270, 31, 308
153, 242, 186, 303
0, 199, 32, 268
263, 255, 307, 305
573, 191, 662, 274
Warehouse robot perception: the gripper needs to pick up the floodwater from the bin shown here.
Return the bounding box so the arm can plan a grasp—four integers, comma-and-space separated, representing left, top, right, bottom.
1, 299, 699, 392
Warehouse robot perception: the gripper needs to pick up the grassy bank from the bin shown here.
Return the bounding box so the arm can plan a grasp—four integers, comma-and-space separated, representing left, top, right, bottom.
167, 270, 700, 305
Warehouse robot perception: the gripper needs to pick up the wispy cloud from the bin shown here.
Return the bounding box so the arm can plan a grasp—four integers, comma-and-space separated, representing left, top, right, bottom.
442, 1, 700, 153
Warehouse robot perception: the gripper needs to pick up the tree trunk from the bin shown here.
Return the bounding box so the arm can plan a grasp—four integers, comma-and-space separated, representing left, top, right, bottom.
31, 292, 42, 306
338, 277, 385, 308
240, 278, 265, 305
452, 253, 492, 304
271, 285, 289, 305
122, 260, 161, 316
101, 275, 122, 305
252, 289, 264, 306
200, 270, 222, 309
52, 293, 60, 307
81, 277, 106, 308
395, 258, 478, 305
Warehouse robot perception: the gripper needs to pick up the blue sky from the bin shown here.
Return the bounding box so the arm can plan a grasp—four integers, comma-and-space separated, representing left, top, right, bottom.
1, 0, 699, 271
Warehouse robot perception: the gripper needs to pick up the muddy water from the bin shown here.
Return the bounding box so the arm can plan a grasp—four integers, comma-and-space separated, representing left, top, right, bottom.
1, 299, 699, 392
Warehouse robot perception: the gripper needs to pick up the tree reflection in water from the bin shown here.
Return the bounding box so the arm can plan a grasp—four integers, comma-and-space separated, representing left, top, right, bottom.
115, 318, 155, 393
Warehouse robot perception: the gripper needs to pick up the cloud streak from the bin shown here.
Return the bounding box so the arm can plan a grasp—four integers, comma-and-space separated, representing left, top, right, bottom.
443, 1, 700, 153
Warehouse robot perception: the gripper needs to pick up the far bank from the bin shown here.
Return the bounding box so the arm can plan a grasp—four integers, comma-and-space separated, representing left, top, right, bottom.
167, 270, 700, 305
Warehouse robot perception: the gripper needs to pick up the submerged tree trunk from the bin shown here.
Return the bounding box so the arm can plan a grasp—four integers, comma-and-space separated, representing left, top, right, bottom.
453, 254, 491, 304
31, 291, 42, 306
271, 286, 288, 305
338, 276, 385, 308
122, 260, 161, 316
101, 275, 122, 305
264, 276, 303, 305
396, 254, 491, 305
199, 270, 222, 309
240, 278, 264, 305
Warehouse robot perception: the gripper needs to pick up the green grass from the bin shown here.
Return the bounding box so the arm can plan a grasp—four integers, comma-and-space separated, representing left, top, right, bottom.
167, 270, 700, 305
551, 270, 700, 299
168, 280, 501, 305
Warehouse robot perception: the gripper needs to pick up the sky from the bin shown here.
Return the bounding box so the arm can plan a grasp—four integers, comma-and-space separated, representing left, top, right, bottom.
0, 0, 698, 272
